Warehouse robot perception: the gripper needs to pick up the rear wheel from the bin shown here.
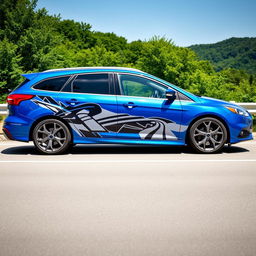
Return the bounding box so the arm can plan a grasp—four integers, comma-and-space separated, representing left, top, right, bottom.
189, 117, 227, 153
33, 119, 71, 154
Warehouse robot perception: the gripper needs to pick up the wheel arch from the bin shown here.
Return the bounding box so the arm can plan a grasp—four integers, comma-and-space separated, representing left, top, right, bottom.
185, 114, 230, 144
29, 115, 74, 142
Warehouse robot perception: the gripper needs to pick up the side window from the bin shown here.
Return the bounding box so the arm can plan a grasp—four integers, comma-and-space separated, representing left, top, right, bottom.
71, 73, 110, 94
33, 76, 70, 91
118, 74, 167, 98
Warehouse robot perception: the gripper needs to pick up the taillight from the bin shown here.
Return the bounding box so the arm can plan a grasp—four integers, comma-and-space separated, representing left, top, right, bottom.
7, 94, 34, 105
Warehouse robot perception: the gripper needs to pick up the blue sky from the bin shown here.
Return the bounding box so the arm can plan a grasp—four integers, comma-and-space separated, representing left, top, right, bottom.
37, 0, 256, 46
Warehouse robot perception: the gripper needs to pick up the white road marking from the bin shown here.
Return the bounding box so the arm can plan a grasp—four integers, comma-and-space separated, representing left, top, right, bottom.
0, 159, 255, 163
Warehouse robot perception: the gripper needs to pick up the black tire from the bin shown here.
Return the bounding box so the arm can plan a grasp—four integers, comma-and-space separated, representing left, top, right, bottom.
189, 117, 227, 153
33, 119, 72, 155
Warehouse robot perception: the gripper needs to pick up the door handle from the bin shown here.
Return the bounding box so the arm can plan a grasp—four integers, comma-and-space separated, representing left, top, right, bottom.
66, 99, 80, 105
123, 102, 138, 109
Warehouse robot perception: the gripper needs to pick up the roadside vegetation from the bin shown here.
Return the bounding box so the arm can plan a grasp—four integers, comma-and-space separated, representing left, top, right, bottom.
190, 37, 256, 74
0, 0, 256, 104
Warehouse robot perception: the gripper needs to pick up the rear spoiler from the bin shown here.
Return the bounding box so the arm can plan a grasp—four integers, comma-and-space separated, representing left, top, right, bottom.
22, 72, 41, 81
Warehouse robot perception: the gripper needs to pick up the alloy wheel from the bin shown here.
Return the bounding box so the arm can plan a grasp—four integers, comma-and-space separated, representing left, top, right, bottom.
190, 118, 227, 153
33, 119, 71, 154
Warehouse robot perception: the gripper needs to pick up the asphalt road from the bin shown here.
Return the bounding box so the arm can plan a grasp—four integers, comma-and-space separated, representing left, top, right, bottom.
0, 140, 256, 256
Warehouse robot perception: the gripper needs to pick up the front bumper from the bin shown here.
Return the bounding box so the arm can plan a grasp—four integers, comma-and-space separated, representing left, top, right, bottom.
229, 114, 253, 144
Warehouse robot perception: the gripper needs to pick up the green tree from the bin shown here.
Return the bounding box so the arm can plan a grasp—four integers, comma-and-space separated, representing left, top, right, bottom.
0, 0, 37, 42
93, 32, 127, 52
0, 39, 23, 93
73, 46, 125, 66
56, 19, 93, 48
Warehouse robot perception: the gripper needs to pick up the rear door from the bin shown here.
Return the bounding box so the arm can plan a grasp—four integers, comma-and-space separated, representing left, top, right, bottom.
33, 73, 118, 140
114, 73, 183, 141
60, 72, 118, 139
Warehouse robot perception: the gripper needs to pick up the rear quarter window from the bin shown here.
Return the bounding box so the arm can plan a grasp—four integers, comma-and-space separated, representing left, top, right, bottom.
33, 76, 70, 91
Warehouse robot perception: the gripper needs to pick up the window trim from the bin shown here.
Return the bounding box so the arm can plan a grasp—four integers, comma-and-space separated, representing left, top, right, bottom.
115, 72, 194, 102
31, 71, 194, 101
31, 72, 113, 96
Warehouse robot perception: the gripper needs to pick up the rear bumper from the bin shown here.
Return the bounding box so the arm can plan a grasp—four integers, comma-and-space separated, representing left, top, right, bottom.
3, 119, 30, 142
2, 127, 14, 140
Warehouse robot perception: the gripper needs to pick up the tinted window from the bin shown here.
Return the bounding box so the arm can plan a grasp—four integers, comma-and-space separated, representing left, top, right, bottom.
34, 76, 70, 91
72, 74, 109, 94
118, 74, 167, 98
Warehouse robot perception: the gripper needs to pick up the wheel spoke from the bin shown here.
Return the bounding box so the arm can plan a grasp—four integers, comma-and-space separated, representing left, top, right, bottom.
55, 136, 66, 141
43, 137, 49, 143
46, 140, 53, 151
211, 126, 223, 135
53, 127, 62, 135
210, 137, 221, 145
54, 137, 65, 146
38, 124, 50, 135
194, 128, 207, 136
204, 121, 212, 132
52, 123, 62, 135
38, 130, 49, 135
43, 124, 50, 134
38, 136, 49, 143
198, 137, 207, 148
209, 137, 216, 149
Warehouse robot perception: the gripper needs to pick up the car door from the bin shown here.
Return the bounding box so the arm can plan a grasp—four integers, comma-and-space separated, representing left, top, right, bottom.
43, 72, 118, 140
115, 73, 183, 141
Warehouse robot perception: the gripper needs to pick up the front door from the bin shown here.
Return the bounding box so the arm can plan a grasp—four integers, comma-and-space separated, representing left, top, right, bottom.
115, 74, 183, 141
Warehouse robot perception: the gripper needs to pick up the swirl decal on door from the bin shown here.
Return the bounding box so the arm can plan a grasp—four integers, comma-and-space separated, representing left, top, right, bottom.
32, 96, 187, 140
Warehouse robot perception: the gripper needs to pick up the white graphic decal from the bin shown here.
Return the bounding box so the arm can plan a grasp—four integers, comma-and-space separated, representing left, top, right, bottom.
32, 96, 187, 140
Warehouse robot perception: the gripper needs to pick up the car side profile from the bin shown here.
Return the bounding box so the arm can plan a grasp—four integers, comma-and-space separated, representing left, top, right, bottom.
3, 67, 253, 154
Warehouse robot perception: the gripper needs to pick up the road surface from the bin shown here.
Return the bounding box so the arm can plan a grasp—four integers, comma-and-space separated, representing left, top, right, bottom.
0, 140, 256, 256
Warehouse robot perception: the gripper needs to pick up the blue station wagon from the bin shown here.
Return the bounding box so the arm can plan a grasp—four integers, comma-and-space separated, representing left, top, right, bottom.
3, 67, 253, 154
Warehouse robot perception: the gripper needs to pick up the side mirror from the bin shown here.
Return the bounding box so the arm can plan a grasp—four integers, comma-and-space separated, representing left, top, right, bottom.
166, 89, 176, 100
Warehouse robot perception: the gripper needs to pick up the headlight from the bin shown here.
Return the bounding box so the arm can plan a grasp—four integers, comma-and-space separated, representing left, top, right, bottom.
225, 106, 249, 117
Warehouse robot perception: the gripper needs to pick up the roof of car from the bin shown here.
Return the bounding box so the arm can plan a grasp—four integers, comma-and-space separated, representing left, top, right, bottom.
22, 67, 146, 81
43, 67, 144, 73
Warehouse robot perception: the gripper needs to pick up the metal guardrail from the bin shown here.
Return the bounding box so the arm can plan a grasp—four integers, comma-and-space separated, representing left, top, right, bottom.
0, 102, 256, 115
232, 102, 256, 114
0, 104, 8, 116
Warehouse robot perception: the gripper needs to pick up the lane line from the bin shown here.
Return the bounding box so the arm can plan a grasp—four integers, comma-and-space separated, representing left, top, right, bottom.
0, 159, 255, 163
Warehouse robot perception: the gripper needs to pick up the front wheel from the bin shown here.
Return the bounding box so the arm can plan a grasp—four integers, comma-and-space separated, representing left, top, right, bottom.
33, 119, 72, 155
189, 117, 227, 153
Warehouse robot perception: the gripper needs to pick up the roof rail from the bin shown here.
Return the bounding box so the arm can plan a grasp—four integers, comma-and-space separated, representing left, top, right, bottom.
43, 67, 143, 73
